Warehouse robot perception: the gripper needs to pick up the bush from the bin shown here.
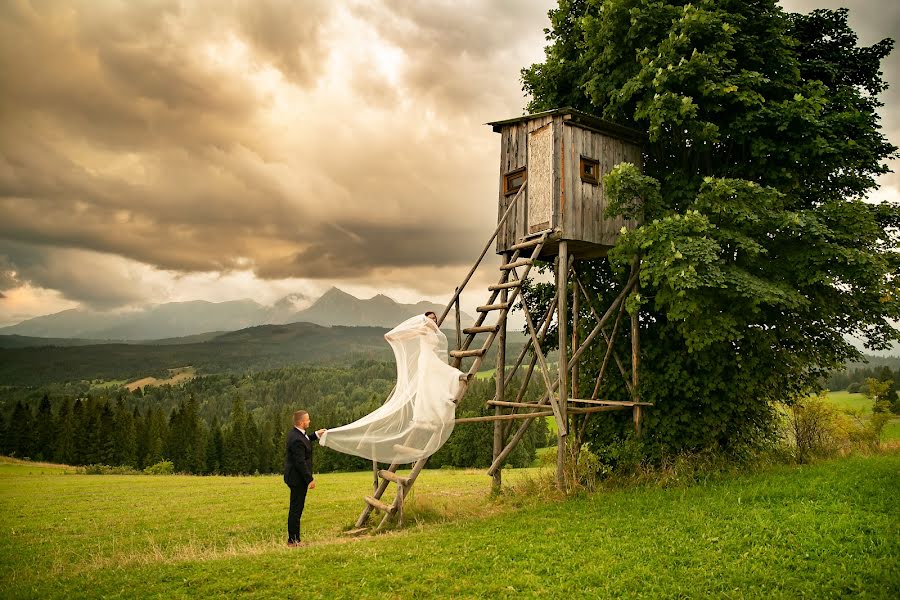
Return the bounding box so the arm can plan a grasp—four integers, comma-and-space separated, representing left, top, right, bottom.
564, 443, 606, 493
143, 460, 175, 475
76, 464, 140, 475
783, 395, 846, 463
846, 382, 862, 394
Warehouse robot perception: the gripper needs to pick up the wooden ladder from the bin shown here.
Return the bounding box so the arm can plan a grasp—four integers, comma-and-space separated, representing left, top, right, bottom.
353, 232, 549, 531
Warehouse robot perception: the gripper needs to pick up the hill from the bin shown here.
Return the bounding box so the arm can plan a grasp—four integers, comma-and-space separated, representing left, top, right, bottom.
0, 288, 473, 341
0, 322, 523, 386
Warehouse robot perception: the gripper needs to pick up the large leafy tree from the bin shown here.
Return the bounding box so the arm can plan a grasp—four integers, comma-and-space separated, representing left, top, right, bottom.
522, 1, 898, 454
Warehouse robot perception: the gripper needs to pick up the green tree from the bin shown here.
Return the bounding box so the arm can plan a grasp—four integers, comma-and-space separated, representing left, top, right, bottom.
53, 399, 76, 465
33, 395, 55, 461
114, 398, 137, 467
6, 401, 33, 458
223, 398, 250, 475
522, 1, 898, 455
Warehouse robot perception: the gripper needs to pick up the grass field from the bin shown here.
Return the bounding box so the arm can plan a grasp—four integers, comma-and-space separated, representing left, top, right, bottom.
1, 453, 897, 598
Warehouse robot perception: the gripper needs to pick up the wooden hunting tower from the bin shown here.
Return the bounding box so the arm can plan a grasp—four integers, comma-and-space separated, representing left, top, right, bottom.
488, 108, 644, 259
353, 109, 648, 531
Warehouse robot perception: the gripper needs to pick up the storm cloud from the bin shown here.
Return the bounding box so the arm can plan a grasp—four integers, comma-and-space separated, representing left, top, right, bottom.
0, 0, 896, 318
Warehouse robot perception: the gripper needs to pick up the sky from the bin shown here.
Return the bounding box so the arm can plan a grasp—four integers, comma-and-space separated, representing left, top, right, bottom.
0, 0, 897, 327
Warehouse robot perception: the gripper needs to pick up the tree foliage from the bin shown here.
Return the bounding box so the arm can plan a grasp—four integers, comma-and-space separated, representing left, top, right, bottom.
522, 1, 898, 455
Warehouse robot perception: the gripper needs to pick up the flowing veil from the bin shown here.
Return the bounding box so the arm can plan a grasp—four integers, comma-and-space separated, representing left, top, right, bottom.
319, 314, 463, 463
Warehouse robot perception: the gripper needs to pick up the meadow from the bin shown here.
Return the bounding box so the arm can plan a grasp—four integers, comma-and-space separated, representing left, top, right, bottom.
1, 452, 897, 598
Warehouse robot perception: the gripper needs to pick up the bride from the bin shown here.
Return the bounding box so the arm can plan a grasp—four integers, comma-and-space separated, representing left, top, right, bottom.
318, 311, 464, 463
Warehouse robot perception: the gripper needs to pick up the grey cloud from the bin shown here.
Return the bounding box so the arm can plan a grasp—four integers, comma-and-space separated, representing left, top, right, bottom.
236, 0, 332, 85
357, 0, 548, 116
256, 221, 487, 279
0, 241, 159, 309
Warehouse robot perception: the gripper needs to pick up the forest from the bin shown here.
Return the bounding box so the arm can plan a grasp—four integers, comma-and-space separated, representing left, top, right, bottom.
0, 360, 549, 475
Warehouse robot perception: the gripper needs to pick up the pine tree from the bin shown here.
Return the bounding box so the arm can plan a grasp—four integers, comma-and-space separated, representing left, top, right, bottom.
34, 395, 55, 461
53, 399, 76, 465
223, 397, 250, 475
114, 398, 137, 467
8, 401, 35, 458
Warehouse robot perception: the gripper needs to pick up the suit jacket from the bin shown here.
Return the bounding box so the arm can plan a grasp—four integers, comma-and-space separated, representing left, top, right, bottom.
284, 427, 318, 488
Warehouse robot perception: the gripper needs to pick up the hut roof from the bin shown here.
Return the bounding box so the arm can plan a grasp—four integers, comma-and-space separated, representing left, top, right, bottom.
486, 107, 645, 145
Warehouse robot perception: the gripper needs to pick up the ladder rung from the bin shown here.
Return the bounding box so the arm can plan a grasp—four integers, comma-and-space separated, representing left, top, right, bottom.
450, 349, 486, 358
500, 259, 532, 271
463, 324, 498, 334
378, 470, 411, 486
488, 280, 522, 291
364, 496, 395, 513
510, 238, 543, 251
477, 303, 508, 312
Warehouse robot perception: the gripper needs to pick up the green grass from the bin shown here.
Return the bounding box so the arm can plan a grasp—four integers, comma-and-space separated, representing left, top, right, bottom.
825, 391, 874, 413
1, 453, 897, 598
822, 391, 900, 441
475, 368, 495, 380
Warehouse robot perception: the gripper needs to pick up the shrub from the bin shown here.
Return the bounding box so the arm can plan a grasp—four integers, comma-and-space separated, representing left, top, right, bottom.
76, 464, 140, 475
143, 460, 175, 475
846, 382, 862, 394
783, 395, 846, 463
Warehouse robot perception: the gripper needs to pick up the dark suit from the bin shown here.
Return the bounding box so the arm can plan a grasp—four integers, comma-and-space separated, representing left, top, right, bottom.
284, 427, 318, 543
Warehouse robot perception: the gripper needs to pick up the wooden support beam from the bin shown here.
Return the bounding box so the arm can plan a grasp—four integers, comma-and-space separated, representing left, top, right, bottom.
456, 411, 553, 424
567, 398, 653, 407
569, 406, 630, 414
454, 291, 462, 352
517, 273, 566, 435
488, 400, 547, 409
630, 256, 642, 438
557, 242, 569, 491
590, 297, 626, 401
486, 272, 639, 477
493, 252, 508, 493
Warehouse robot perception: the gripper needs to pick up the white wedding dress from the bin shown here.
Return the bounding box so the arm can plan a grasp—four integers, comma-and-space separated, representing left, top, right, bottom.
319, 314, 464, 463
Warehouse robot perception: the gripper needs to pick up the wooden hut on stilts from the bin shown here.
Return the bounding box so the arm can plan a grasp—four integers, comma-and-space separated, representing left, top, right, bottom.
354, 108, 649, 531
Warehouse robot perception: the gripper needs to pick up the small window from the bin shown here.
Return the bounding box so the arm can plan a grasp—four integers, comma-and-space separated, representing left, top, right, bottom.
580, 156, 600, 185
504, 167, 526, 196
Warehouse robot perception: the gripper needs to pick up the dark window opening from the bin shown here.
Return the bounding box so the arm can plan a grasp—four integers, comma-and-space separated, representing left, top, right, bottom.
580, 156, 600, 185
504, 167, 527, 196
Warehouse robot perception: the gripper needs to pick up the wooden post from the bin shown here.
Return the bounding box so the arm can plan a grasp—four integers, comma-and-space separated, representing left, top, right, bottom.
556, 242, 568, 491
630, 257, 642, 437
571, 260, 579, 447
454, 289, 462, 353
493, 253, 508, 493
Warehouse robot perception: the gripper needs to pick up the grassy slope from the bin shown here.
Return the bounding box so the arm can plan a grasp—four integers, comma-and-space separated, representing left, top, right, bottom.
1, 454, 897, 599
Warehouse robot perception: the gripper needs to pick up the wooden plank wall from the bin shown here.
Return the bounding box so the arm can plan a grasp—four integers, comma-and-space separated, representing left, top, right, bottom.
496, 116, 553, 253
561, 123, 642, 247
496, 117, 642, 254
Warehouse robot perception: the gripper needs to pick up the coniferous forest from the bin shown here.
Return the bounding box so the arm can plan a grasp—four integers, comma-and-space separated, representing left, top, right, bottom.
0, 361, 549, 474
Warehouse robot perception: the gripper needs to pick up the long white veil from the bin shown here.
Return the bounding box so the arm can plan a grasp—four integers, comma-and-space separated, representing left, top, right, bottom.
319, 314, 464, 464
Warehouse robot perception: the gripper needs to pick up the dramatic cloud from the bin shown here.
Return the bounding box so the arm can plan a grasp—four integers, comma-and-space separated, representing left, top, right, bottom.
0, 0, 896, 322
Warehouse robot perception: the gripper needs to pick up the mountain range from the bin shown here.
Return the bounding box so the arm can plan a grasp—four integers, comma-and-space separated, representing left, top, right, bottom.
0, 287, 473, 340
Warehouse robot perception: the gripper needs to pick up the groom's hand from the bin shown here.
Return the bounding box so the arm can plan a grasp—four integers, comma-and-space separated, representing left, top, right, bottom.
316, 428, 327, 437
308, 480, 316, 490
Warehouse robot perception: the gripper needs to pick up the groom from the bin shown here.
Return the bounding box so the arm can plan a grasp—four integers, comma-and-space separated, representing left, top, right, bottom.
284, 410, 326, 546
